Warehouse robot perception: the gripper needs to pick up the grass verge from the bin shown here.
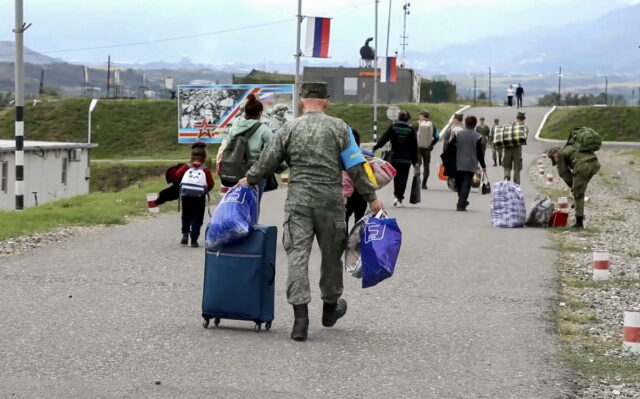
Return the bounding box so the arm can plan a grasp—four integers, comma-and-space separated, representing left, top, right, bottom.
540, 106, 640, 142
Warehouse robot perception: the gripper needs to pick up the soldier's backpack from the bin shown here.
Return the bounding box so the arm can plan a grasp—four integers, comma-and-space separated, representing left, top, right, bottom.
180, 164, 208, 198
416, 120, 434, 149
219, 122, 262, 187
570, 127, 602, 153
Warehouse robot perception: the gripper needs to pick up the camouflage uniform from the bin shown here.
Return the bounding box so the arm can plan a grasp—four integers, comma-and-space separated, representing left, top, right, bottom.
476, 125, 490, 154
555, 144, 600, 217
268, 104, 288, 133
502, 121, 529, 185
246, 110, 376, 305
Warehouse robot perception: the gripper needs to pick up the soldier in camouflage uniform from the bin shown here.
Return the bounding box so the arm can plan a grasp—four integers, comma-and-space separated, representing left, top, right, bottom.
502, 112, 529, 185
548, 140, 600, 229
239, 82, 383, 341
268, 104, 288, 133
475, 117, 490, 154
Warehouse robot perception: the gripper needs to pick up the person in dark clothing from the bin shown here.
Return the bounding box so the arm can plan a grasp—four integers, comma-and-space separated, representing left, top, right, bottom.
449, 116, 486, 211
345, 128, 368, 228
516, 84, 525, 109
373, 110, 419, 207
174, 142, 215, 247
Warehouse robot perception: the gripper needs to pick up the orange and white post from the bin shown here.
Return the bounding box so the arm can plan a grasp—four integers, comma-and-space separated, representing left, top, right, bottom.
623, 310, 640, 354
146, 193, 159, 214
281, 174, 290, 184
546, 173, 554, 185
592, 249, 610, 281
558, 197, 569, 211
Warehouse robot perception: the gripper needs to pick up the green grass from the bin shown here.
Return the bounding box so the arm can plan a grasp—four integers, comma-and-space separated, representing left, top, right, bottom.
0, 176, 173, 241
540, 106, 640, 141
0, 99, 462, 159
327, 103, 461, 143
564, 352, 640, 380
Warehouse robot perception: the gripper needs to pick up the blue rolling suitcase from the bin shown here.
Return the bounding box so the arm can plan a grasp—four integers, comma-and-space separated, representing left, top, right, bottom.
202, 225, 277, 332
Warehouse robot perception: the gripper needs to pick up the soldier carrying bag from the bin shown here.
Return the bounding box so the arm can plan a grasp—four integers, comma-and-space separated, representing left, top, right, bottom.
219, 122, 263, 187
568, 127, 602, 153
492, 123, 527, 150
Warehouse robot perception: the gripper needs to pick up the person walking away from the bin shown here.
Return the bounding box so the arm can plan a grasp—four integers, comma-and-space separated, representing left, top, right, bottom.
490, 118, 503, 167
449, 116, 486, 211
175, 143, 214, 247
345, 128, 368, 228
547, 128, 601, 228
441, 113, 464, 153
239, 82, 382, 341
223, 93, 275, 205
507, 84, 515, 107
373, 110, 419, 207
476, 117, 490, 155
516, 83, 524, 109
415, 110, 438, 189
503, 112, 529, 184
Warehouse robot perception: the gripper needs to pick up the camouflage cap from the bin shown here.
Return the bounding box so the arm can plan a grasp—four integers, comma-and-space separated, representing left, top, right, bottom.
547, 146, 561, 165
517, 112, 526, 120
300, 82, 329, 99
453, 113, 464, 121
274, 103, 289, 111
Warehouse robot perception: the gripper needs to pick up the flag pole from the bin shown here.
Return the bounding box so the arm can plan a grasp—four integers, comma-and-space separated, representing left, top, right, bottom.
373, 0, 379, 142
294, 0, 303, 117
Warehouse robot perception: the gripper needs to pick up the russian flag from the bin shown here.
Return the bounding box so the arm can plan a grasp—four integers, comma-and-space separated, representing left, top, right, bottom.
305, 17, 331, 58
380, 56, 397, 83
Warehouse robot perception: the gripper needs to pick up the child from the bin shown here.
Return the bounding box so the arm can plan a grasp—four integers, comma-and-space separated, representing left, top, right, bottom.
174, 142, 214, 247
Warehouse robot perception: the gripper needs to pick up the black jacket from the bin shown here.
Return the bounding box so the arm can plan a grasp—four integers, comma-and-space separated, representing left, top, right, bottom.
373, 122, 418, 164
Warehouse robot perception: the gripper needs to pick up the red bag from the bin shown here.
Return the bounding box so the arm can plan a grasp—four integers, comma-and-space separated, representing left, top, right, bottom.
437, 163, 448, 181
549, 210, 569, 227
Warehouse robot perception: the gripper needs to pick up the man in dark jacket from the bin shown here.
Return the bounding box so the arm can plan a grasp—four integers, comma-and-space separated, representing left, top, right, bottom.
450, 116, 486, 211
373, 110, 419, 207
516, 84, 525, 108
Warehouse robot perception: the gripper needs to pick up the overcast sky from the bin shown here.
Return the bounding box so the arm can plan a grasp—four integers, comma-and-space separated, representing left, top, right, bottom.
0, 0, 638, 66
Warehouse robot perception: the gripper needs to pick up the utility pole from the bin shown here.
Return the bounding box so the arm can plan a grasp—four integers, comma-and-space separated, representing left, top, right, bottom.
605, 76, 608, 105
294, 0, 302, 117
489, 67, 492, 106
473, 75, 477, 105
385, 0, 392, 105
557, 66, 562, 106
106, 55, 111, 99
39, 69, 44, 95
13, 0, 30, 210
373, 0, 379, 141
400, 2, 410, 68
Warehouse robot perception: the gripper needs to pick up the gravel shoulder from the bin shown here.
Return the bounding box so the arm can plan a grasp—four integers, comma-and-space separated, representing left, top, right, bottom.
529, 148, 640, 398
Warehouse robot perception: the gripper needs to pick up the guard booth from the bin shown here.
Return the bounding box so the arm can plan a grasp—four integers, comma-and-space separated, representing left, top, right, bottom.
0, 140, 97, 210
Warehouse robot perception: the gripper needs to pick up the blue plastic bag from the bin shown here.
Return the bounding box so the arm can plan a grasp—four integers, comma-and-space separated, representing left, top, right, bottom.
206, 185, 258, 249
360, 212, 402, 288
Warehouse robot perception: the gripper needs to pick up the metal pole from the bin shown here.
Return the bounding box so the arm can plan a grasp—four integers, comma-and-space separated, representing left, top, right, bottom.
385, 0, 392, 57
605, 76, 608, 105
13, 0, 28, 210
557, 66, 562, 106
489, 67, 492, 106
401, 2, 409, 68
373, 0, 379, 141
473, 75, 477, 105
106, 55, 111, 98
294, 0, 302, 118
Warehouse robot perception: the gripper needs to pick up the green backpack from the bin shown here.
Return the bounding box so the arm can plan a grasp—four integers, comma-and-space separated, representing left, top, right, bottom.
568, 127, 602, 153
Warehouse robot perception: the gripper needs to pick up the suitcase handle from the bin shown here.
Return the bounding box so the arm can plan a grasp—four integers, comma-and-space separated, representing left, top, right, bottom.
268, 262, 276, 285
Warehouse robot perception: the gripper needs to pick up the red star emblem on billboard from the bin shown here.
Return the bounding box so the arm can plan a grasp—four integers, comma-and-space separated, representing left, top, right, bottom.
194, 118, 215, 139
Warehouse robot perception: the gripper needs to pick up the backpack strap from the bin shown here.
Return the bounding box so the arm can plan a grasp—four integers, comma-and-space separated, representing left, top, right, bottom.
242, 122, 262, 161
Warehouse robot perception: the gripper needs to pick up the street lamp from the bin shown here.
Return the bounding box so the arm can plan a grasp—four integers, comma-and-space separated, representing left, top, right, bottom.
88, 98, 99, 144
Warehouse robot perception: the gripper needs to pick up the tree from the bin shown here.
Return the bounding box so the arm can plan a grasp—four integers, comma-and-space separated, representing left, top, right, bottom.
478, 91, 487, 100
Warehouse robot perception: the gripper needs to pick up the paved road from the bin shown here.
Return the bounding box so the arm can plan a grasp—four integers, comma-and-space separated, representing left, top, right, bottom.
0, 107, 573, 398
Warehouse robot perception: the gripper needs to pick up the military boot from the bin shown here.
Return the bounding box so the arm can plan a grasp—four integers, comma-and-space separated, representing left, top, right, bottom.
291, 304, 309, 341
180, 234, 188, 245
572, 216, 584, 229
322, 299, 348, 327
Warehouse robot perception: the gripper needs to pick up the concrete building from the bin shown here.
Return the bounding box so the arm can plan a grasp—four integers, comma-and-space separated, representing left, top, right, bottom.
302, 66, 420, 104
0, 140, 97, 210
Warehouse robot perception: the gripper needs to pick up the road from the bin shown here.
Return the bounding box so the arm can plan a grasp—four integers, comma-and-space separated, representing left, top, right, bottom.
0, 107, 573, 398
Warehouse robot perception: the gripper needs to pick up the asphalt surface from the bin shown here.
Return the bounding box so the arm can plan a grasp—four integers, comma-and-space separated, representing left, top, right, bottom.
0, 106, 573, 398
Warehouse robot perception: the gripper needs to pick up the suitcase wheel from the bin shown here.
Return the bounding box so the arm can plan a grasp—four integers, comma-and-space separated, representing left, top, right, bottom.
254, 323, 262, 333
202, 318, 210, 329
214, 318, 220, 327
265, 321, 272, 331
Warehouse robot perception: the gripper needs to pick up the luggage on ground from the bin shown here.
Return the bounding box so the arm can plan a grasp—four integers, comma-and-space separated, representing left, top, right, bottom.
526, 195, 555, 227
180, 164, 208, 198
205, 185, 258, 249
409, 175, 421, 204
361, 211, 402, 288
490, 181, 527, 228
202, 225, 276, 332
492, 123, 527, 150
219, 122, 263, 187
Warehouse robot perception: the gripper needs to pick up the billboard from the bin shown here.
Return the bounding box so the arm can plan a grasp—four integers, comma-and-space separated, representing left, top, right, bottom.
178, 84, 294, 144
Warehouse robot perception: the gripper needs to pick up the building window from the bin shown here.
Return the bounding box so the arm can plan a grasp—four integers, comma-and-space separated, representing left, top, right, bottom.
344, 77, 358, 96
61, 158, 68, 185
1, 161, 7, 193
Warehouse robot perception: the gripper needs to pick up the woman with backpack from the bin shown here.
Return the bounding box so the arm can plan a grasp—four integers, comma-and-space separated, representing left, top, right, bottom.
372, 110, 419, 207
219, 93, 275, 203
174, 142, 215, 247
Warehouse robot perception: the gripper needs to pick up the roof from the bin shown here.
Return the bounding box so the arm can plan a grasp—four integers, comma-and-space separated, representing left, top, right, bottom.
0, 140, 98, 152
